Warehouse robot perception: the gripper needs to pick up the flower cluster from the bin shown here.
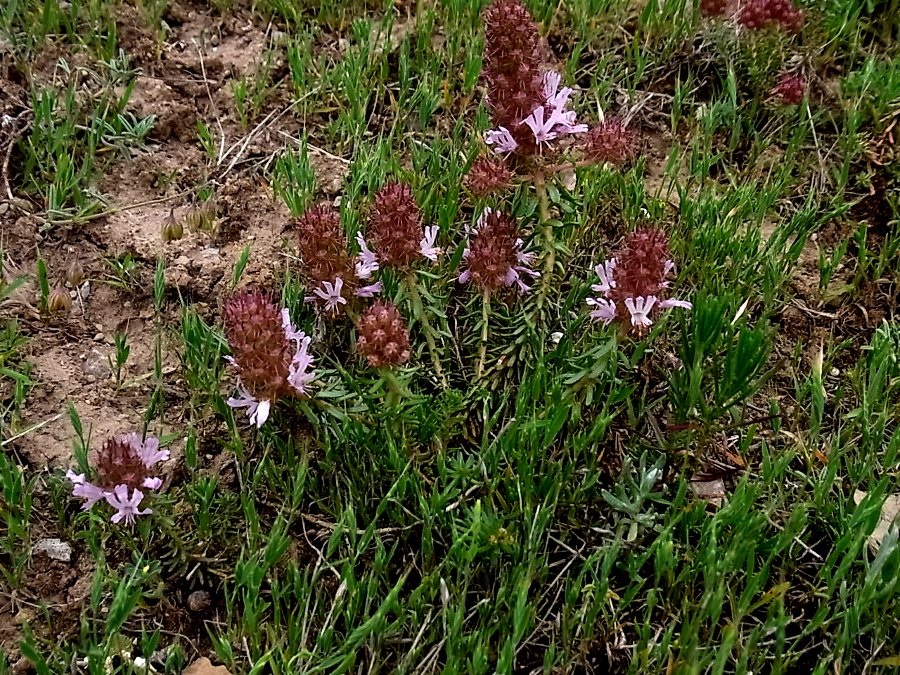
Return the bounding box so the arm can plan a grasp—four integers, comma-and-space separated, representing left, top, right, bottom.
485, 70, 588, 156
738, 0, 804, 31
223, 289, 315, 427
770, 73, 806, 105
587, 229, 691, 333
296, 204, 381, 315
66, 433, 169, 524
583, 118, 640, 167
356, 301, 411, 368
481, 0, 544, 150
458, 209, 539, 293
482, 0, 587, 156
465, 156, 513, 196
358, 182, 440, 272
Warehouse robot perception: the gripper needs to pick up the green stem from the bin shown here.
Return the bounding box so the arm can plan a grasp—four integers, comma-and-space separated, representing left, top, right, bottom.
477, 288, 491, 380
405, 272, 448, 389
383, 368, 404, 407
533, 170, 554, 304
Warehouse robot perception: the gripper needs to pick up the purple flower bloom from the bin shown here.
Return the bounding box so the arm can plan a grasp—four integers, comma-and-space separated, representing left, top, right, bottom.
355, 233, 379, 279
107, 485, 152, 525
227, 383, 272, 428
524, 72, 588, 146
586, 297, 617, 324
625, 296, 657, 328
458, 209, 539, 293
65, 434, 168, 524
420, 225, 442, 262
485, 127, 519, 154
585, 229, 690, 332
355, 281, 383, 298
224, 291, 316, 428
308, 278, 349, 313
591, 259, 618, 294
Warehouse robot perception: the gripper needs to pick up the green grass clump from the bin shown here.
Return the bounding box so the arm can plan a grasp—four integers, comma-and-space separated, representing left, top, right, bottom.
0, 0, 898, 673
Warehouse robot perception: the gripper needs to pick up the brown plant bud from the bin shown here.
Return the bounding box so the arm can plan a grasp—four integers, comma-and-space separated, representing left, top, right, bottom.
66, 260, 85, 286
48, 285, 72, 313
162, 208, 184, 242
185, 203, 203, 233
356, 301, 411, 368
466, 210, 521, 291
583, 119, 640, 167
223, 289, 294, 401
465, 156, 513, 196
368, 182, 424, 268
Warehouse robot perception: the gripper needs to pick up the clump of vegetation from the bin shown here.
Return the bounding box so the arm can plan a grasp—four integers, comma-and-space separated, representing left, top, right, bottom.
1, 0, 899, 672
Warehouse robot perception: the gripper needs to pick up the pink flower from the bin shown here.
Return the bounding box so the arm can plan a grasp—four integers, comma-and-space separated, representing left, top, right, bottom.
485, 127, 519, 154
625, 296, 657, 328
591, 259, 618, 294
66, 470, 106, 509
458, 209, 538, 293
586, 298, 617, 324
520, 71, 589, 148
308, 278, 349, 313
65, 434, 168, 524
355, 281, 383, 297
585, 230, 690, 332
106, 485, 152, 525
355, 233, 379, 279
224, 292, 316, 427
420, 225, 442, 261
659, 298, 693, 310
227, 384, 272, 427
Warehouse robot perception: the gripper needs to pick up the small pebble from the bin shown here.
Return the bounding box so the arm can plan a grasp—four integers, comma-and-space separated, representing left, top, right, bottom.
187, 590, 212, 612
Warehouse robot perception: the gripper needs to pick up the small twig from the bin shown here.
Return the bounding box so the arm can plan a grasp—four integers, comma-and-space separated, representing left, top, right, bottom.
299, 512, 411, 537
276, 130, 351, 165
1, 411, 66, 447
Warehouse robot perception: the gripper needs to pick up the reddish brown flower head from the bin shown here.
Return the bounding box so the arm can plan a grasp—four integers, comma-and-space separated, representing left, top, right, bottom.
94, 435, 155, 491
368, 182, 424, 268
357, 301, 411, 368
583, 119, 640, 166
465, 210, 521, 291
296, 204, 357, 309
223, 289, 294, 401
770, 73, 806, 105
296, 205, 354, 283
465, 156, 513, 196
738, 0, 804, 31
608, 229, 671, 304
699, 0, 730, 17
481, 0, 545, 151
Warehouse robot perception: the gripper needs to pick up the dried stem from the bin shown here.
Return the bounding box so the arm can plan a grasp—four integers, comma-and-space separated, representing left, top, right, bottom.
405, 272, 448, 389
